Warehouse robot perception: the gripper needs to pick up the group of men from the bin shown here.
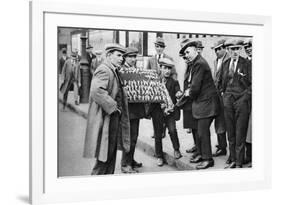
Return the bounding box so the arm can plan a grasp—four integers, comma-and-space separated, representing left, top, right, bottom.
59, 45, 103, 110
64, 35, 252, 175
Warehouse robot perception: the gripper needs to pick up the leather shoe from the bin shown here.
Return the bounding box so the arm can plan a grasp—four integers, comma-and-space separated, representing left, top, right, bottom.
243, 158, 252, 165
196, 159, 214, 170
225, 157, 232, 164
186, 146, 197, 153
132, 160, 142, 168
157, 158, 164, 166
190, 155, 203, 163
174, 150, 182, 159
213, 148, 227, 157
225, 162, 236, 169
121, 165, 138, 174
235, 165, 242, 168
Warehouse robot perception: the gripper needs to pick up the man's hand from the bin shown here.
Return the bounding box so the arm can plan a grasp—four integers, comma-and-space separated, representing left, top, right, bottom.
175, 91, 183, 99
160, 103, 166, 109
112, 108, 122, 115
184, 89, 190, 97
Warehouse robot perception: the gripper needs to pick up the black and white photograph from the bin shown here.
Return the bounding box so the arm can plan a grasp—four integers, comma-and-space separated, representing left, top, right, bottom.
58, 27, 252, 177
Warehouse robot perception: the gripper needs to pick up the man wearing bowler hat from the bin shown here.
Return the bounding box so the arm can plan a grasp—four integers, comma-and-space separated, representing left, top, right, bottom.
121, 47, 146, 173
179, 41, 220, 169
210, 39, 229, 157
83, 43, 131, 175
217, 39, 251, 168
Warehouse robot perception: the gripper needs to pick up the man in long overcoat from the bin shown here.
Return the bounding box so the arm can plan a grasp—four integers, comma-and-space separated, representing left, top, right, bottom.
211, 39, 230, 157
180, 41, 220, 169
60, 52, 81, 109
83, 43, 130, 175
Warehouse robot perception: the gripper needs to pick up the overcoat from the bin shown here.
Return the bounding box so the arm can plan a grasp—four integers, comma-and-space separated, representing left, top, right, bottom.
60, 59, 80, 95
188, 54, 220, 119
83, 59, 130, 162
213, 52, 230, 85
182, 63, 198, 129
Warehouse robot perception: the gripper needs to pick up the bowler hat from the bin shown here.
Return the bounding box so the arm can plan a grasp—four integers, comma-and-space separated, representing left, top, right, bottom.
196, 41, 204, 48
154, 37, 166, 47
123, 47, 138, 57
211, 39, 226, 49
179, 41, 198, 56
224, 39, 244, 48
158, 58, 174, 68
104, 43, 126, 54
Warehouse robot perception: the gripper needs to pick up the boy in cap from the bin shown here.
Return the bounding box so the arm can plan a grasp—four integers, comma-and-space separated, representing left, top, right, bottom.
121, 47, 146, 173
60, 51, 81, 110
159, 58, 183, 159
179, 40, 220, 169
217, 39, 251, 168
83, 43, 131, 175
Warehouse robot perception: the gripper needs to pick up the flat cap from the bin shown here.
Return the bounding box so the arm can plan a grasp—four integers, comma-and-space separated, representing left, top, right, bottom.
243, 38, 252, 47
104, 43, 126, 54
211, 39, 226, 49
179, 40, 198, 56
158, 58, 174, 68
224, 39, 244, 48
154, 37, 166, 47
123, 47, 138, 57
196, 41, 204, 48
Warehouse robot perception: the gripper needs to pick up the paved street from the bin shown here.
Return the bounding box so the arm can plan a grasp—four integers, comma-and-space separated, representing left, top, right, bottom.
58, 104, 176, 177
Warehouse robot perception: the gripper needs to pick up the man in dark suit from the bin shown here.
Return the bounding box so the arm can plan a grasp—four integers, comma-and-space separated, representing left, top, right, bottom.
211, 39, 229, 157
179, 41, 220, 169
243, 38, 252, 166
178, 38, 199, 156
121, 47, 146, 173
217, 39, 251, 168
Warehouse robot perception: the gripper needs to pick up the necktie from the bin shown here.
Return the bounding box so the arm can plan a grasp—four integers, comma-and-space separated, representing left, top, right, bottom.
229, 59, 236, 77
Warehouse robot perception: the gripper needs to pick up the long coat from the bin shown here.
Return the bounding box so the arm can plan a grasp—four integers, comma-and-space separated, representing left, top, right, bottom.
182, 63, 198, 129
188, 54, 220, 119
213, 52, 230, 86
83, 59, 130, 162
60, 59, 80, 95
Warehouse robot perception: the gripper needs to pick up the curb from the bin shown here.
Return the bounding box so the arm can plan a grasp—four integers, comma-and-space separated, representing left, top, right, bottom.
59, 97, 195, 171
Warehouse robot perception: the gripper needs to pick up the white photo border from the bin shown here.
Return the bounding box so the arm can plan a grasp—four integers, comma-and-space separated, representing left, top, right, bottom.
30, 1, 272, 204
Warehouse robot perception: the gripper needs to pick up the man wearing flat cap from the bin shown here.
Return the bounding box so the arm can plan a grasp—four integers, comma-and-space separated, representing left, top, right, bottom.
217, 39, 251, 168
83, 43, 131, 175
120, 47, 146, 173
180, 41, 220, 169
210, 39, 229, 157
60, 51, 81, 109
179, 38, 199, 156
243, 38, 252, 166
